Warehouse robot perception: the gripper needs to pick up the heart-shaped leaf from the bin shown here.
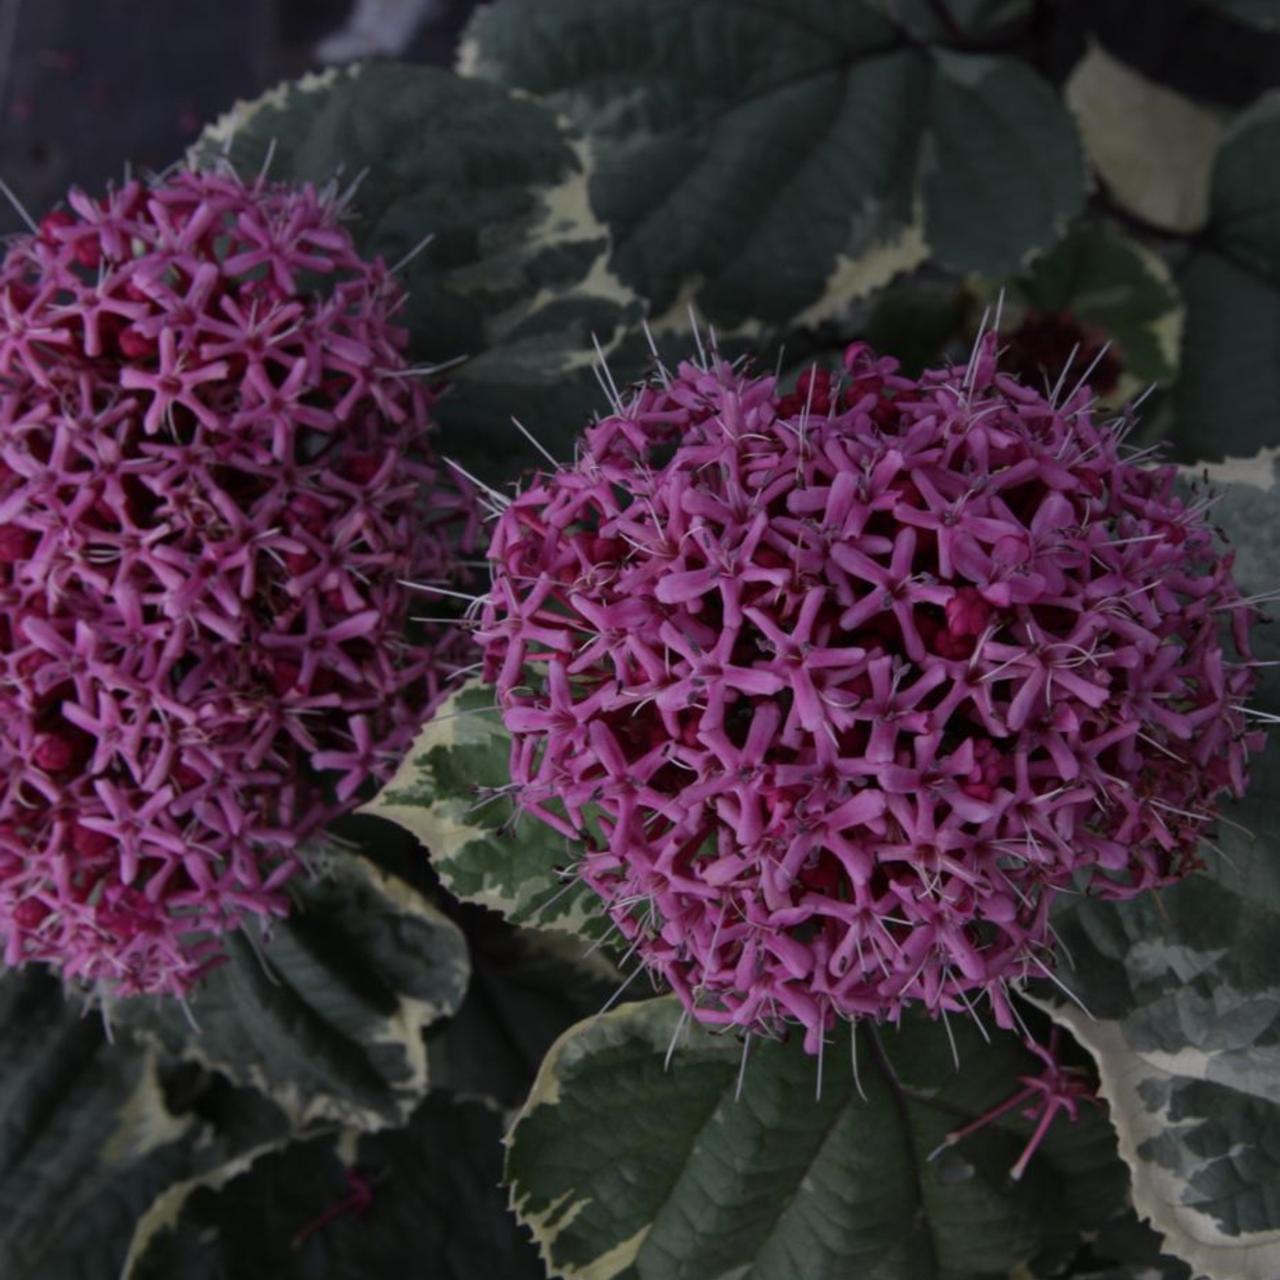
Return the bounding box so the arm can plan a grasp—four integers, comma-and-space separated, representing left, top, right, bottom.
507, 996, 1128, 1280
462, 0, 1084, 327
424, 910, 620, 1108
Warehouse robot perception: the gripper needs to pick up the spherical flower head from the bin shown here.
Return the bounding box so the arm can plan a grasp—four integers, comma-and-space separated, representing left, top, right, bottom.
0, 169, 477, 994
480, 337, 1262, 1053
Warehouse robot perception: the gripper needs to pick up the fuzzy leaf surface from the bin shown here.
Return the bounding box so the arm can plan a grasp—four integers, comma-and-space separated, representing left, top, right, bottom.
506, 996, 1127, 1280
366, 681, 608, 941
116, 848, 469, 1130
195, 62, 640, 479
463, 0, 1084, 326
127, 1094, 543, 1280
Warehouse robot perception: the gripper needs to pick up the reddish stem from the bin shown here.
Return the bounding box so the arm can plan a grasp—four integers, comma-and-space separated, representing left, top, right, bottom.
291, 1169, 376, 1251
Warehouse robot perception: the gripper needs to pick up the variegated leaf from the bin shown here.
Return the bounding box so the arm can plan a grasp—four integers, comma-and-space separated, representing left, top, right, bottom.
1040, 742, 1280, 1280
1065, 43, 1226, 236
1034, 467, 1280, 1280
0, 970, 289, 1280
1021, 1209, 1194, 1280
126, 1094, 543, 1279
424, 912, 620, 1108
115, 846, 469, 1131
1010, 221, 1183, 389
506, 996, 1127, 1280
365, 681, 609, 941
1176, 93, 1280, 461
194, 62, 643, 480
462, 0, 1084, 328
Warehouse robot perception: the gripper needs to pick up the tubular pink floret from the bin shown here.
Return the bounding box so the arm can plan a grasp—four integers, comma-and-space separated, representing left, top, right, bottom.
932, 1030, 1098, 1179
480, 339, 1262, 1053
0, 169, 476, 994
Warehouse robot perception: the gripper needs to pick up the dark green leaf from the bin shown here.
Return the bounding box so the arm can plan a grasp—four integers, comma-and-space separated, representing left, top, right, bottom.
127, 1094, 543, 1280
923, 52, 1085, 276
463, 0, 1084, 326
1178, 253, 1280, 460
1182, 457, 1280, 686
0, 970, 288, 1280
116, 846, 469, 1130
865, 275, 968, 374
1176, 93, 1280, 459
195, 63, 640, 479
946, 0, 1032, 29
1048, 1209, 1193, 1279
366, 681, 609, 941
1207, 92, 1280, 286
506, 996, 1127, 1280
425, 913, 620, 1108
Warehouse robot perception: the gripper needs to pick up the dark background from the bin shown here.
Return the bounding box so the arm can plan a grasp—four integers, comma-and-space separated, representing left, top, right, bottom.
0, 0, 481, 235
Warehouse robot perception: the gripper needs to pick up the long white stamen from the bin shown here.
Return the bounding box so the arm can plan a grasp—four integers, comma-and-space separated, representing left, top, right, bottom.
1061, 340, 1113, 408
596, 961, 646, 1018
391, 231, 435, 275
850, 1024, 867, 1102
735, 1031, 752, 1101
257, 137, 278, 184
399, 580, 485, 603
511, 416, 559, 467
444, 457, 510, 509
664, 1007, 691, 1071
0, 177, 38, 235
381, 354, 469, 380
1048, 343, 1080, 407
689, 305, 708, 369
1030, 956, 1093, 1018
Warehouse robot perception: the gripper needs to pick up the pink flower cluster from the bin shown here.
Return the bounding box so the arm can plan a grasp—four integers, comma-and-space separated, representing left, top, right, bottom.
481, 340, 1261, 1052
0, 170, 474, 994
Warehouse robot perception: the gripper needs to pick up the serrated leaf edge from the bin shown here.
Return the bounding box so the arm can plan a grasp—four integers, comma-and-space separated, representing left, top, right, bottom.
1032, 996, 1280, 1280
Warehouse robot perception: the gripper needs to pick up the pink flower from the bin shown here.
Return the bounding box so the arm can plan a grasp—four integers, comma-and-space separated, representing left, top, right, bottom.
0, 169, 476, 995
480, 338, 1261, 1054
